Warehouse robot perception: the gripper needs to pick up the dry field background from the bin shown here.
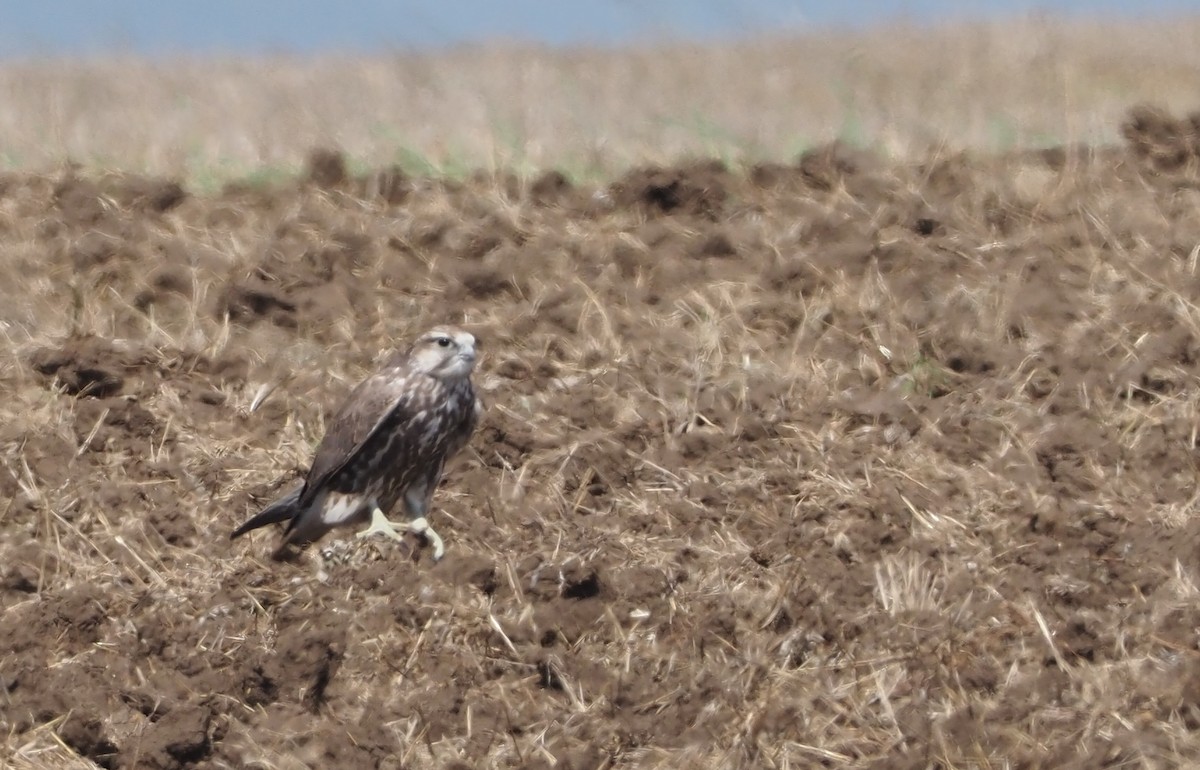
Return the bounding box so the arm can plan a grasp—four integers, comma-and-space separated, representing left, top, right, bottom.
7, 14, 1200, 770
4, 16, 1200, 180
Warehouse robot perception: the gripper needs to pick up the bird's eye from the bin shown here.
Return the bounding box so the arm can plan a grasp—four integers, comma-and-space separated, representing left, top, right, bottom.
436, 337, 452, 348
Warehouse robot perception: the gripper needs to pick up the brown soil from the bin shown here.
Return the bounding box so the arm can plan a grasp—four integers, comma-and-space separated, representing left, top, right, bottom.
6, 106, 1200, 768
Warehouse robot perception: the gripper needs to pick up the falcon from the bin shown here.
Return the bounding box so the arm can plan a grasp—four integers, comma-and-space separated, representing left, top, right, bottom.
231, 325, 482, 560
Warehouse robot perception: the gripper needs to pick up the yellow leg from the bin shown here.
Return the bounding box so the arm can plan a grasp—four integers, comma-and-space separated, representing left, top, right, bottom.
356, 506, 407, 543
357, 506, 446, 561
408, 516, 446, 562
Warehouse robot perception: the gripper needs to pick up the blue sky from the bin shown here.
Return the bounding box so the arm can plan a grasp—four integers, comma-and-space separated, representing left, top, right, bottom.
1, 1, 1197, 57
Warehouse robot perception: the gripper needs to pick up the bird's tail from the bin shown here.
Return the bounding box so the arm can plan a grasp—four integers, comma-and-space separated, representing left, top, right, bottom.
230, 484, 303, 539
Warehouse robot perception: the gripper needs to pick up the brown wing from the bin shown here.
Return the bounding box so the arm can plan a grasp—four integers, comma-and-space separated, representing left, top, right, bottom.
297, 367, 429, 505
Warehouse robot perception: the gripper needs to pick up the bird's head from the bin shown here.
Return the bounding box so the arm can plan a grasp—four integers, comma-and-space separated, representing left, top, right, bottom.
407, 326, 478, 379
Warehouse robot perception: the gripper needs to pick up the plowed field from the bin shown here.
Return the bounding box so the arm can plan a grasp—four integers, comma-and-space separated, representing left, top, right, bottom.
6, 106, 1200, 768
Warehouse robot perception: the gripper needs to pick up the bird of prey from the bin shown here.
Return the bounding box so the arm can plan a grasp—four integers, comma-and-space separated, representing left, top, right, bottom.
231, 326, 482, 560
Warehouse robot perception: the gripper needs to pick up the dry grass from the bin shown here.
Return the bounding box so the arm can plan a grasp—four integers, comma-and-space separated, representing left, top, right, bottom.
3, 15, 1200, 181
2, 133, 1200, 767
5, 16, 1200, 770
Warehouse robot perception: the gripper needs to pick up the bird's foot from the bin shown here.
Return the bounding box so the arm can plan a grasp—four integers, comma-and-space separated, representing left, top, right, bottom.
408, 516, 446, 562
357, 508, 445, 561
356, 507, 407, 543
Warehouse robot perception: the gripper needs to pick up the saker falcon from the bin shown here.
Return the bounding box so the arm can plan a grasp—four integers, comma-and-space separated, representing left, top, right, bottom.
231, 326, 482, 560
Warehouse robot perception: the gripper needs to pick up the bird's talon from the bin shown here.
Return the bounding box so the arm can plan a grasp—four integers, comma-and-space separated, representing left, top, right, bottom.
357, 507, 407, 542
425, 527, 447, 562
